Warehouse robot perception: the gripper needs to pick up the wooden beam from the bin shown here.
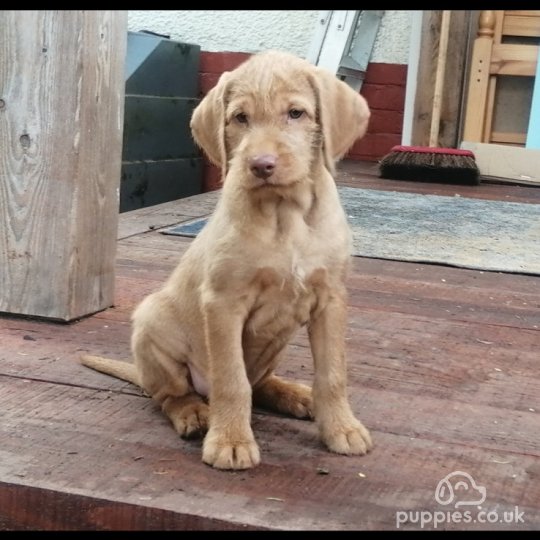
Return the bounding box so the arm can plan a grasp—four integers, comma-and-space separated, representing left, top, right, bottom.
0, 483, 262, 530
490, 44, 539, 76
410, 11, 439, 147
482, 11, 504, 142
505, 10, 540, 18
410, 11, 473, 148
490, 131, 527, 144
503, 14, 540, 37
462, 11, 496, 142
0, 11, 127, 321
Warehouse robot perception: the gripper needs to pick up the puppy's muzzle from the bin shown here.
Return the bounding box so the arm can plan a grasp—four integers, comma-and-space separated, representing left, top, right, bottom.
249, 154, 277, 180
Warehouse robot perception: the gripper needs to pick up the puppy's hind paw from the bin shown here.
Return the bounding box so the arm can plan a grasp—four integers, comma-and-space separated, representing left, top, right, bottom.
163, 394, 209, 439
253, 377, 313, 420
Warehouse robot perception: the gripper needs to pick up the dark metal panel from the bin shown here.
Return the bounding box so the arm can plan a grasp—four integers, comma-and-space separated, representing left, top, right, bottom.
122, 96, 199, 162
125, 32, 200, 98
120, 159, 203, 213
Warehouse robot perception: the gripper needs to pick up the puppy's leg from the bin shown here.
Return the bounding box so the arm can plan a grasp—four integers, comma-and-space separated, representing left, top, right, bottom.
308, 288, 373, 455
201, 299, 260, 470
253, 374, 313, 419
133, 333, 209, 439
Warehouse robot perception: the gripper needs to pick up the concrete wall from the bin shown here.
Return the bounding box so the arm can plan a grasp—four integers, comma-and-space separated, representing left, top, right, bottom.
370, 10, 411, 64
127, 10, 412, 65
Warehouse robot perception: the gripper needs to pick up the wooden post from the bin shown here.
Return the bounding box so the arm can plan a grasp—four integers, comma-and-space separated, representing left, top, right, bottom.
462, 10, 496, 142
428, 10, 451, 147
0, 11, 127, 321
410, 11, 475, 148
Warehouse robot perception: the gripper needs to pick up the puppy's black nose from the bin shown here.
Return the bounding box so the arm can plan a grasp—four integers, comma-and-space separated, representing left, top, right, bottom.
249, 154, 276, 179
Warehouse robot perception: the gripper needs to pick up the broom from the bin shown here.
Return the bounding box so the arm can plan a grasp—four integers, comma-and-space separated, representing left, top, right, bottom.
379, 11, 480, 185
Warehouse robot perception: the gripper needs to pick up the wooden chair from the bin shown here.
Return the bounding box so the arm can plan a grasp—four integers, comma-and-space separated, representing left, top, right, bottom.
463, 10, 540, 145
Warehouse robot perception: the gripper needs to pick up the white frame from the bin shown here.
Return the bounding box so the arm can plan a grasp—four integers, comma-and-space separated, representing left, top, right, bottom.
307, 10, 360, 74
401, 10, 423, 146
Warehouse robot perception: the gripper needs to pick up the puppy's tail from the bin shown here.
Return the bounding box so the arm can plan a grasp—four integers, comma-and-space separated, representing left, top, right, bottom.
80, 354, 141, 387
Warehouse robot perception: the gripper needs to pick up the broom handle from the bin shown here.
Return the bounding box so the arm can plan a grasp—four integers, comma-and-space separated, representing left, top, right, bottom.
429, 10, 451, 147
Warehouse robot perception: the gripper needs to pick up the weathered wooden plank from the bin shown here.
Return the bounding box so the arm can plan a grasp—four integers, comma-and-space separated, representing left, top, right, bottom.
349, 256, 540, 294
347, 261, 540, 323
1, 282, 538, 409
411, 11, 473, 147
0, 483, 262, 531
0, 11, 127, 321
117, 190, 220, 240
440, 11, 474, 147
410, 11, 439, 147
348, 286, 540, 331
0, 375, 538, 530
116, 240, 187, 268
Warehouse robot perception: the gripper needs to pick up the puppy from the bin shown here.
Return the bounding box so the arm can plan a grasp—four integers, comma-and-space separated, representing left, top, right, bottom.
81, 50, 372, 470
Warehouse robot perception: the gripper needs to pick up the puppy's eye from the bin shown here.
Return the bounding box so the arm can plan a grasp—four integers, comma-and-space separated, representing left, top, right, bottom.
288, 109, 304, 120
235, 112, 248, 124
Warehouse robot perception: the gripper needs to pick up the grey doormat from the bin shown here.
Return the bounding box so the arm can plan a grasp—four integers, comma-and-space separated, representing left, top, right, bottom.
163, 187, 540, 275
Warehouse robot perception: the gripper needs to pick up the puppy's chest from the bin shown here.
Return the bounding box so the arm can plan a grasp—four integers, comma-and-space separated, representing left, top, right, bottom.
246, 263, 330, 333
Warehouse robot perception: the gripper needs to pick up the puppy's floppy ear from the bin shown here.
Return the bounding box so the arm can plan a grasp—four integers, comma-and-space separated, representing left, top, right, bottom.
190, 71, 231, 177
308, 66, 370, 174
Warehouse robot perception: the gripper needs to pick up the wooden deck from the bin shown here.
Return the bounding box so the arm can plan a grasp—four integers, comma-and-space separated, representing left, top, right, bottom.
1, 161, 539, 530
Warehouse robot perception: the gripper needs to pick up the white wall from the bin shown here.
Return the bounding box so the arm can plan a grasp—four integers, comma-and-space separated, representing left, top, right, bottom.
370, 11, 411, 65
128, 10, 412, 65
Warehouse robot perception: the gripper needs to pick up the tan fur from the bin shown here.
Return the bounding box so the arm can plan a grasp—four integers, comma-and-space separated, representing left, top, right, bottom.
80, 50, 373, 469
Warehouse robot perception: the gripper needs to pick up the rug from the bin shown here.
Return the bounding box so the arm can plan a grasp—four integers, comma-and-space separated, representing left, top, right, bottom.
162, 187, 540, 275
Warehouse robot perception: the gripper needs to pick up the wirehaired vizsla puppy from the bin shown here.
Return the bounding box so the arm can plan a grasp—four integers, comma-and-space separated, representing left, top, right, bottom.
81, 50, 372, 470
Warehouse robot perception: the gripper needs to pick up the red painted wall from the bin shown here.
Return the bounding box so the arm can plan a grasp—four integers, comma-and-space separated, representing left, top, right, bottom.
197, 51, 407, 191
347, 63, 407, 162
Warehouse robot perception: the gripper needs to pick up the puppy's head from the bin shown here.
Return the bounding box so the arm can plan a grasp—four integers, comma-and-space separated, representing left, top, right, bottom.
190, 50, 370, 189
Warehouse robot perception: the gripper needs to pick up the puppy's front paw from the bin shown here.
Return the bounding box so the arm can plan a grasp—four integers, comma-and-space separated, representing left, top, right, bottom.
202, 428, 261, 470
321, 419, 373, 456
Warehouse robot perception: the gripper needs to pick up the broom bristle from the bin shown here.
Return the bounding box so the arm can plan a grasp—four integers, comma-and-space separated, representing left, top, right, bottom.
379, 147, 480, 185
